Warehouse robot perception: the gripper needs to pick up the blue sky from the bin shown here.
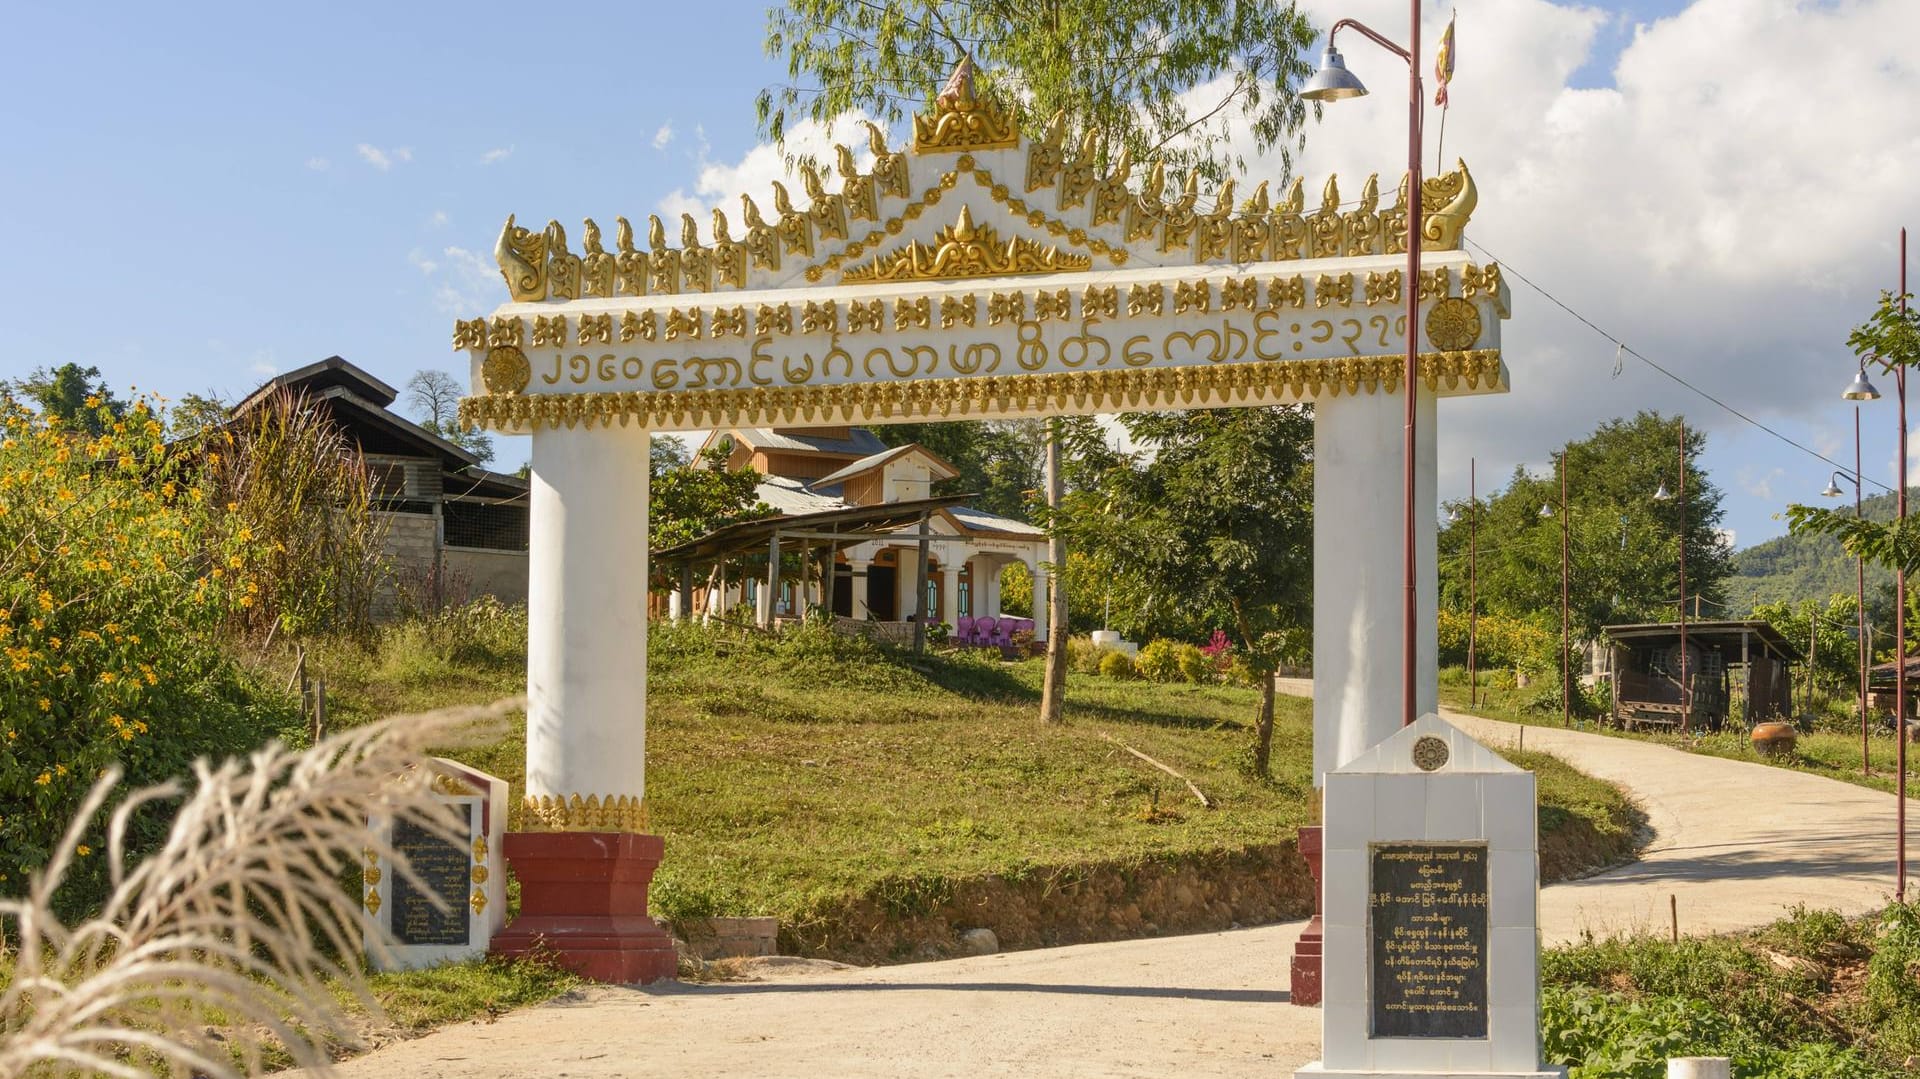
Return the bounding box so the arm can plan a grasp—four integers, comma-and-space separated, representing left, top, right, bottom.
3, 0, 1914, 553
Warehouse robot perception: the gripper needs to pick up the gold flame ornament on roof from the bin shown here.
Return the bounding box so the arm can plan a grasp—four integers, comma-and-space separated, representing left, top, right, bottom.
913, 56, 1019, 153
843, 204, 1092, 283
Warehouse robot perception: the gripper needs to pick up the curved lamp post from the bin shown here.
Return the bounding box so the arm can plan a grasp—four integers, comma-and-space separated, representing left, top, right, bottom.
1822, 440, 1872, 776
1303, 5, 1425, 727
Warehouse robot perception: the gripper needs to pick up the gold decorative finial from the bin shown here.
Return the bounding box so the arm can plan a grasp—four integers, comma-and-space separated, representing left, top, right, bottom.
494, 214, 548, 302
914, 56, 1017, 152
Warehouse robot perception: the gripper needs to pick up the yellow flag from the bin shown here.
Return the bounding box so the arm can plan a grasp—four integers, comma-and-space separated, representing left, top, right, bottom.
1434, 12, 1457, 107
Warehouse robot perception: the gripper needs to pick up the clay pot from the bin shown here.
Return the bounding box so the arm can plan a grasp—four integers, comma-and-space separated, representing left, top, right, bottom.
1751, 720, 1798, 758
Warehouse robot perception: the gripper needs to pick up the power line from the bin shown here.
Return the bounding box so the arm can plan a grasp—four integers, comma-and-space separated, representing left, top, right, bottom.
1462, 236, 1896, 498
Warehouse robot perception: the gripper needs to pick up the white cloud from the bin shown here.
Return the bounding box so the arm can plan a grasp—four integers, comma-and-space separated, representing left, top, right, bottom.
356, 143, 413, 171
427, 245, 502, 315
248, 349, 278, 377
653, 123, 675, 150
428, 209, 449, 228
654, 111, 879, 223
479, 146, 513, 165
306, 157, 330, 171
1740, 466, 1785, 500
1209, 0, 1920, 534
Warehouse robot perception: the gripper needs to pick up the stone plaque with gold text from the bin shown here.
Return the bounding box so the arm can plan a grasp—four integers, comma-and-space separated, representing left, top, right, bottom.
1369, 841, 1490, 1038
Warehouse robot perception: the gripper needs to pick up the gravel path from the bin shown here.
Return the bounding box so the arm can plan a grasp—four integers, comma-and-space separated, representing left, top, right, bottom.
323, 688, 1905, 1078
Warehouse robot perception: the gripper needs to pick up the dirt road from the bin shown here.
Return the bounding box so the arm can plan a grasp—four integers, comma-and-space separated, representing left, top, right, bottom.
324, 694, 1903, 1078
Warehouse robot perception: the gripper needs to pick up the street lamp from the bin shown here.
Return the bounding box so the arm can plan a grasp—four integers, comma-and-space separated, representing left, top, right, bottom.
1653, 421, 1690, 733
1303, 6, 1426, 728
1823, 462, 1871, 777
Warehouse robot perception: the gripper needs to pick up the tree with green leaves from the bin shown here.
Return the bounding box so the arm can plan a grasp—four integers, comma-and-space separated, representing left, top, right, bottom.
5, 364, 127, 436
405, 369, 495, 465
873, 419, 1045, 521
649, 442, 776, 552
167, 391, 232, 437
1439, 412, 1734, 643
1786, 291, 1920, 663
1047, 408, 1314, 775
761, 0, 1317, 180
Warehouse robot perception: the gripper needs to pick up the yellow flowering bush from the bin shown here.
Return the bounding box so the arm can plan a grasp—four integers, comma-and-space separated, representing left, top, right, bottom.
0, 396, 267, 904
1437, 607, 1558, 677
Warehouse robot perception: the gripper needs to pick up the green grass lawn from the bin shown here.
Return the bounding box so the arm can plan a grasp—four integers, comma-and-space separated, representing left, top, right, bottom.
1438, 670, 1920, 802
298, 619, 1641, 936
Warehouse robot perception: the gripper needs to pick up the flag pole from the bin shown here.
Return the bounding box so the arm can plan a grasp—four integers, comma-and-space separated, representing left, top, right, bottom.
1433, 9, 1456, 172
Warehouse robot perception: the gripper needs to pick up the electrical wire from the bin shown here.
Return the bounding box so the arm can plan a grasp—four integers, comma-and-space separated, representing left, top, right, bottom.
1462, 236, 1897, 498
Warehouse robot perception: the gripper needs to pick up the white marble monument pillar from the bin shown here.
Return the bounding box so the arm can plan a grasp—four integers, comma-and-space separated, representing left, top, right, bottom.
524, 420, 651, 818
1312, 389, 1438, 786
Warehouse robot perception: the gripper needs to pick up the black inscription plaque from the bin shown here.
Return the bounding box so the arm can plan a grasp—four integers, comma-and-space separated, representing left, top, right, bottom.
1369, 842, 1489, 1038
389, 816, 472, 947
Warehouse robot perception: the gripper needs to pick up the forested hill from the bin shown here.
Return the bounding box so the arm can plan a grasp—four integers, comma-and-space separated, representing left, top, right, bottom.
1725, 489, 1904, 614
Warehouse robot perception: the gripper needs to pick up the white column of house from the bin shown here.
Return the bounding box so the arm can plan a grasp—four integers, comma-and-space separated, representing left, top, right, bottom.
897, 548, 921, 622
848, 556, 872, 619
980, 557, 1001, 618
1031, 561, 1050, 641
938, 559, 959, 627
525, 421, 652, 810
1311, 388, 1439, 787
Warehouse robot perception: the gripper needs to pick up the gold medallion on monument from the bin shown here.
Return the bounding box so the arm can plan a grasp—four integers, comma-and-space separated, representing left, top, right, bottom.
482, 346, 532, 395
1424, 297, 1482, 351
1412, 735, 1450, 772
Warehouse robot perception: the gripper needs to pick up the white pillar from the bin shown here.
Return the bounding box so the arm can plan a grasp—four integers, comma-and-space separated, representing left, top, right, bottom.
1312, 388, 1438, 787
526, 420, 652, 811
897, 548, 921, 621
668, 589, 684, 621
981, 558, 1002, 617
938, 565, 958, 627
849, 558, 872, 619
1032, 562, 1050, 641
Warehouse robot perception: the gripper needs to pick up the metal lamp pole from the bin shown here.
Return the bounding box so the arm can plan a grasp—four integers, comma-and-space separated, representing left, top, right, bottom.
1678, 418, 1690, 734
1300, 1, 1424, 727
1900, 227, 1910, 902
1822, 463, 1870, 774
1469, 457, 1478, 708
1560, 450, 1570, 728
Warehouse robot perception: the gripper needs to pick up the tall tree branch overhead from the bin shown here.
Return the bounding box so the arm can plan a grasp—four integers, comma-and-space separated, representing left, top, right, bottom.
760, 0, 1319, 183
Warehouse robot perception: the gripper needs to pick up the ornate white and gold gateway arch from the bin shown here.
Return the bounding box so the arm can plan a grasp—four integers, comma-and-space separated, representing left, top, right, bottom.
456, 71, 1510, 983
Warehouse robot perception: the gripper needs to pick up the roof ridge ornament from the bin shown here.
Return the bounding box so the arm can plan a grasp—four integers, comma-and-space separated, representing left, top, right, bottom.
842, 203, 1092, 283
914, 55, 1018, 153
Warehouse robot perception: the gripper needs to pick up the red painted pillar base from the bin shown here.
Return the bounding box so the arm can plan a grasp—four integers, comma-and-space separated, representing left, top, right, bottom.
1289, 824, 1324, 1006
490, 831, 678, 984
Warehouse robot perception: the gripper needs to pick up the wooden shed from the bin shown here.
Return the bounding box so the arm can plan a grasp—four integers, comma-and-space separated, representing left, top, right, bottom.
1603, 620, 1799, 732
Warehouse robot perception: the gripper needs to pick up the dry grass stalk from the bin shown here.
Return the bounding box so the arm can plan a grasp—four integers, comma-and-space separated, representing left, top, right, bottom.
0, 698, 519, 1078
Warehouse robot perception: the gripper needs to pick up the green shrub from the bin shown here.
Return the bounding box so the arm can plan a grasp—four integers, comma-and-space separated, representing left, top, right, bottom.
0, 396, 272, 908
1067, 636, 1115, 675
1174, 643, 1212, 684
1097, 649, 1137, 680
1134, 639, 1184, 683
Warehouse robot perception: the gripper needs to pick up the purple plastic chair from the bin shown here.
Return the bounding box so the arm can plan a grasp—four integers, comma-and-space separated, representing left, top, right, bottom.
973, 616, 998, 646
991, 619, 1013, 647
955, 616, 975, 646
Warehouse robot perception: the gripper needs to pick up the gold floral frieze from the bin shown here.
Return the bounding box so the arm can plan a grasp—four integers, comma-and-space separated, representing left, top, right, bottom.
842, 205, 1091, 283
458, 349, 1503, 433
523, 792, 650, 834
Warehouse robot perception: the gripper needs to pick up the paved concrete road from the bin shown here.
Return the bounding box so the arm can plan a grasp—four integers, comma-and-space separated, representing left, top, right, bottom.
325, 687, 1905, 1078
